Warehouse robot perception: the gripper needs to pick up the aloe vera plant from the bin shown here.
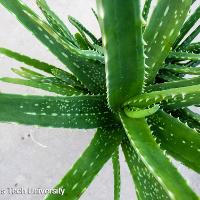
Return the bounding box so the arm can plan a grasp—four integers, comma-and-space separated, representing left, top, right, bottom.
0, 0, 200, 199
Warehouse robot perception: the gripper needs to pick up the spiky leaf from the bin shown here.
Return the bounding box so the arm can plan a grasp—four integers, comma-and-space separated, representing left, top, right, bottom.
148, 110, 200, 173
120, 112, 198, 200
0, 94, 117, 129
97, 0, 144, 110
146, 76, 200, 92
124, 84, 200, 110
0, 0, 105, 94
144, 0, 192, 84
45, 127, 122, 200
122, 138, 170, 200
0, 77, 83, 96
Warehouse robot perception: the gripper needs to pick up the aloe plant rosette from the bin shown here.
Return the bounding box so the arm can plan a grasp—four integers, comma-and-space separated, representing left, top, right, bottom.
0, 0, 200, 199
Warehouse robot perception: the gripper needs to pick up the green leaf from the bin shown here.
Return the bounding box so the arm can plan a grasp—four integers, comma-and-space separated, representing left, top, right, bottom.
51, 68, 85, 90
124, 105, 160, 119
0, 48, 81, 88
97, 0, 144, 110
170, 108, 200, 132
185, 42, 200, 54
148, 110, 200, 173
144, 0, 192, 84
68, 17, 93, 50
157, 70, 182, 82
112, 148, 121, 200
12, 67, 45, 79
44, 127, 122, 200
122, 138, 170, 200
0, 0, 105, 94
124, 84, 200, 109
146, 76, 200, 92
36, 0, 77, 46
0, 47, 60, 74
173, 5, 200, 49
74, 33, 90, 50
167, 52, 200, 61
68, 16, 99, 45
0, 94, 117, 129
181, 108, 200, 124
164, 65, 200, 75
178, 25, 200, 50
188, 60, 200, 67
11, 67, 87, 94
120, 112, 198, 200
0, 77, 83, 96
142, 0, 152, 21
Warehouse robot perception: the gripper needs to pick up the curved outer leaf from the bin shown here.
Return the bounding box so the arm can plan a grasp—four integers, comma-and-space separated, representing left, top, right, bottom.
173, 5, 200, 49
165, 65, 200, 75
45, 127, 122, 200
122, 138, 170, 200
0, 47, 60, 74
11, 67, 84, 91
0, 0, 106, 94
144, 0, 192, 84
0, 77, 83, 96
112, 148, 121, 200
96, 0, 144, 111
10, 66, 86, 93
124, 84, 200, 109
36, 0, 77, 46
146, 76, 200, 92
0, 94, 117, 129
120, 112, 198, 200
0, 48, 85, 91
148, 110, 200, 173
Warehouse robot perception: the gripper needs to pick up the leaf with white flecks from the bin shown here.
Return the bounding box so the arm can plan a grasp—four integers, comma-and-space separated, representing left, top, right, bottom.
148, 110, 200, 173
124, 84, 200, 110
167, 52, 200, 61
0, 47, 61, 74
146, 76, 200, 92
122, 138, 170, 200
164, 65, 200, 75
173, 5, 200, 49
36, 0, 77, 46
120, 112, 199, 200
144, 0, 192, 84
0, 77, 83, 96
0, 0, 105, 94
0, 94, 118, 129
45, 128, 122, 200
97, 0, 144, 110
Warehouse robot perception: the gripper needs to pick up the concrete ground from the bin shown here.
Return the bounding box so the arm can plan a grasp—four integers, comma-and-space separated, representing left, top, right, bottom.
0, 0, 199, 199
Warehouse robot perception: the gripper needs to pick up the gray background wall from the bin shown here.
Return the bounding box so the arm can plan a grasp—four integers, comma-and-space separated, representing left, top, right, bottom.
0, 0, 199, 199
